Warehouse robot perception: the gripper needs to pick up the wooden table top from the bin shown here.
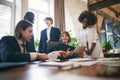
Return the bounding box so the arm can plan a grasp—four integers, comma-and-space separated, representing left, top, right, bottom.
0, 61, 120, 80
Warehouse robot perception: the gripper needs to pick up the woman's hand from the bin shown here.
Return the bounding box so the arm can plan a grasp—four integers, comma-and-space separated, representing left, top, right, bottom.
86, 43, 96, 55
66, 48, 73, 55
55, 51, 69, 58
73, 46, 85, 57
37, 54, 48, 60
85, 49, 92, 55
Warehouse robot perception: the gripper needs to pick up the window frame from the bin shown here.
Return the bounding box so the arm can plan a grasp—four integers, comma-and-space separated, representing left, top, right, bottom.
0, 0, 15, 37
28, 0, 53, 40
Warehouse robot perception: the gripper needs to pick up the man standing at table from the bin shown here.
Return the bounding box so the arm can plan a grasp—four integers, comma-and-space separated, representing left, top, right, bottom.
38, 17, 60, 53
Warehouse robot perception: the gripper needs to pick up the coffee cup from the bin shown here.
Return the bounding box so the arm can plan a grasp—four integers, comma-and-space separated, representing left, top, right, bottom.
48, 52, 58, 61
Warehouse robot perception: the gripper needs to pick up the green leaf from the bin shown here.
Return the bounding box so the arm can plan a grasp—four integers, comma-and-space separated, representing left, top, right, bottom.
103, 40, 113, 51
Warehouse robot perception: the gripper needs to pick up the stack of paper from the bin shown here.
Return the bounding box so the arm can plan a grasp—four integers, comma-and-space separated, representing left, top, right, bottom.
97, 58, 120, 67
39, 58, 99, 70
68, 58, 95, 62
103, 61, 120, 67
68, 58, 99, 67
70, 61, 99, 67
39, 61, 73, 70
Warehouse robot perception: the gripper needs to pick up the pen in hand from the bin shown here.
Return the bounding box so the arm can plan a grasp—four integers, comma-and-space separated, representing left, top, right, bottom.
86, 41, 89, 50
86, 35, 89, 50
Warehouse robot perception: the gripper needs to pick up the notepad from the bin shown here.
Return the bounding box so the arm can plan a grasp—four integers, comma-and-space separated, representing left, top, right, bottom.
97, 58, 120, 67
103, 61, 120, 67
68, 58, 99, 67
73, 61, 99, 67
69, 58, 95, 62
39, 61, 73, 70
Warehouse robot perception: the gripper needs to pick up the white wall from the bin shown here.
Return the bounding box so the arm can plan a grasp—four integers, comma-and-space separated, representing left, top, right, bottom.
21, 0, 28, 19
65, 0, 87, 36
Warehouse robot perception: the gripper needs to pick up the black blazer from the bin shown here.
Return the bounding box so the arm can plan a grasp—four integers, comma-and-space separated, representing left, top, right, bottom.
0, 36, 36, 62
38, 27, 60, 53
47, 43, 75, 53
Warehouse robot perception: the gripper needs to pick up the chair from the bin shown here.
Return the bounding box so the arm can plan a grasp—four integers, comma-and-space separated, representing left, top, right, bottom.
47, 41, 60, 51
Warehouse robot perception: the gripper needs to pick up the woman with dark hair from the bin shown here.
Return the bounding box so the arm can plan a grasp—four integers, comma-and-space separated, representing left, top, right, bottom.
24, 11, 35, 43
77, 10, 103, 58
0, 20, 67, 62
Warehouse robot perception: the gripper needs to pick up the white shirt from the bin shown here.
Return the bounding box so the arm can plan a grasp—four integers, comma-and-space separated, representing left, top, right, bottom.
17, 39, 37, 61
17, 39, 26, 53
77, 26, 103, 58
47, 26, 52, 42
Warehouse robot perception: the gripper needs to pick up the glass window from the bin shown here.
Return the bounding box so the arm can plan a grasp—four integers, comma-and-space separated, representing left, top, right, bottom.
6, 0, 13, 2
0, 4, 11, 38
29, 0, 53, 40
65, 8, 76, 37
30, 10, 48, 40
29, 0, 49, 13
100, 32, 106, 46
106, 23, 113, 32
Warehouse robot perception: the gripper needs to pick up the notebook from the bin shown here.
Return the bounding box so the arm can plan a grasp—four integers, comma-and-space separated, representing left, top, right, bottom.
0, 62, 28, 70
39, 61, 73, 70
69, 58, 95, 62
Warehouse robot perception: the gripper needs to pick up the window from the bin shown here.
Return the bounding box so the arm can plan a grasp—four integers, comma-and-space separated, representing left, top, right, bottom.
6, 0, 13, 2
28, 0, 54, 40
0, 0, 14, 39
100, 19, 120, 48
65, 8, 76, 37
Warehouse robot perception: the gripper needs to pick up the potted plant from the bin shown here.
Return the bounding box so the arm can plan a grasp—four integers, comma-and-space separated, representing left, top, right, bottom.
68, 30, 77, 47
34, 39, 39, 50
68, 37, 77, 47
103, 40, 113, 54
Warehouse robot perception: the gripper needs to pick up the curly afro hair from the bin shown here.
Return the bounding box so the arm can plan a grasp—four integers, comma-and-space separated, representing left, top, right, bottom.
78, 10, 97, 26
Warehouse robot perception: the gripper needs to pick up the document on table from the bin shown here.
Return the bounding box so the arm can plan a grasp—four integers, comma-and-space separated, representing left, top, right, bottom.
68, 57, 95, 62
97, 58, 120, 67
39, 61, 73, 70
103, 61, 120, 67
71, 61, 99, 67
39, 58, 99, 70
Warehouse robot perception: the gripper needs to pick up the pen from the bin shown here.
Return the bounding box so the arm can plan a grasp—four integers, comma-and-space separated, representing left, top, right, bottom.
86, 35, 89, 50
86, 41, 89, 50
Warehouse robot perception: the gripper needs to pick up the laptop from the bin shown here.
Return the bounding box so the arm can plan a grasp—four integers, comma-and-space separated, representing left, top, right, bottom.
0, 62, 28, 70
47, 41, 60, 50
